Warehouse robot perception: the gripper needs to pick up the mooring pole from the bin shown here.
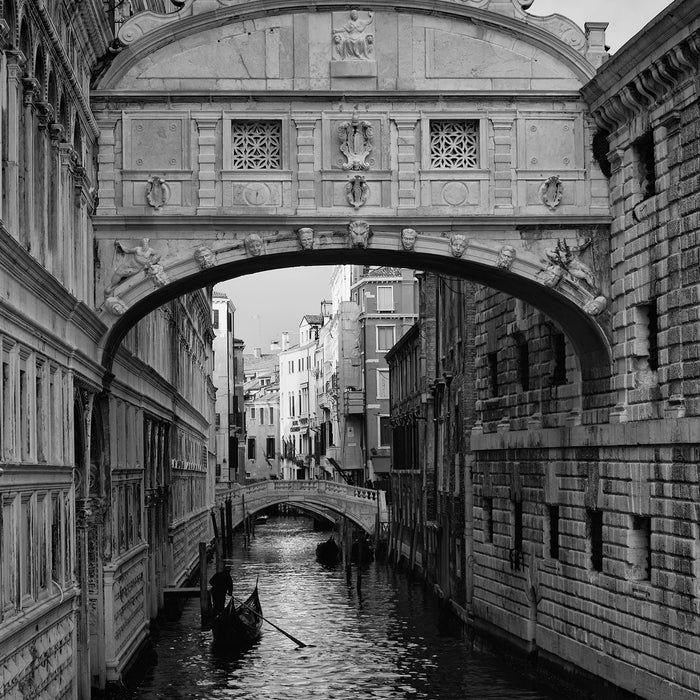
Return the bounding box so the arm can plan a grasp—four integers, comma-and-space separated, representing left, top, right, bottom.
356, 531, 363, 594
344, 519, 352, 585
199, 542, 208, 629
225, 498, 233, 556
219, 505, 226, 555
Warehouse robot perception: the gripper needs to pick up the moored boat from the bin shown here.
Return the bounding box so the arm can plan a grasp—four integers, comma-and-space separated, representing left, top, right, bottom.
315, 535, 341, 565
211, 584, 263, 650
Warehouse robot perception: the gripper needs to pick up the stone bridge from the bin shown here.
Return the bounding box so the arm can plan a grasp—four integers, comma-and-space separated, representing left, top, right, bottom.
214, 480, 388, 535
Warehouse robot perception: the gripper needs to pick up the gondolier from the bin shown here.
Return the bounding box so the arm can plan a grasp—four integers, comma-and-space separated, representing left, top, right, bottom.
209, 561, 233, 614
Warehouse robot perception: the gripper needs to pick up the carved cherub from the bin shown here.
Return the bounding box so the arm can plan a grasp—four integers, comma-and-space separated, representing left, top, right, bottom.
110, 238, 160, 289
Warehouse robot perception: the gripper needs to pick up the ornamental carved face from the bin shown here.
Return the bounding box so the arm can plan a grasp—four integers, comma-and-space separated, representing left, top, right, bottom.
497, 245, 516, 270
348, 221, 371, 248
449, 233, 467, 258
194, 246, 216, 269
245, 233, 264, 256
297, 227, 315, 250
400, 228, 418, 251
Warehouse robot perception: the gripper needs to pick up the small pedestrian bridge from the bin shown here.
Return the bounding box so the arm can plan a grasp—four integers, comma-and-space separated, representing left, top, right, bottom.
214, 480, 388, 535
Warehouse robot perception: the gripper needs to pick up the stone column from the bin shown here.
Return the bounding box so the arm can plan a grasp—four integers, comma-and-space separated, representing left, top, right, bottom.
490, 116, 515, 213
97, 118, 118, 213
393, 116, 418, 209
4, 51, 26, 238
0, 20, 10, 224
293, 116, 317, 210
193, 113, 219, 211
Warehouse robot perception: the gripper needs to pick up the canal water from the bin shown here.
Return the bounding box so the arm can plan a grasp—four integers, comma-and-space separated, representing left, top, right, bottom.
123, 515, 560, 699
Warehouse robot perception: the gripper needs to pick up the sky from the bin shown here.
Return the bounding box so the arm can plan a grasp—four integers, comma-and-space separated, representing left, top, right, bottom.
217, 0, 675, 352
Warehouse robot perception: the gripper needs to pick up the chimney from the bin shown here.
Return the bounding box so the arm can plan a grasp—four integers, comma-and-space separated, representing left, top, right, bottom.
281, 331, 290, 351
254, 347, 261, 358
270, 340, 280, 352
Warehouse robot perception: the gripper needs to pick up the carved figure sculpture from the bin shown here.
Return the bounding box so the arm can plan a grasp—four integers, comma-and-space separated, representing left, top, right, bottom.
297, 227, 315, 250
539, 175, 563, 210
583, 295, 608, 316
333, 10, 374, 60
146, 176, 169, 210
346, 174, 369, 209
104, 296, 128, 316
110, 238, 160, 289
497, 245, 516, 270
338, 112, 373, 171
194, 246, 217, 269
245, 233, 264, 256
542, 238, 596, 288
449, 233, 468, 258
400, 227, 418, 251
348, 220, 371, 248
145, 262, 169, 288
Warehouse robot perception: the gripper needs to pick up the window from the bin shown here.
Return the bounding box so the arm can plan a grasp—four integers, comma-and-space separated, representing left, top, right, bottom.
548, 505, 560, 560
588, 509, 603, 572
266, 437, 275, 459
212, 309, 219, 329
247, 437, 256, 460
250, 407, 255, 421
634, 129, 656, 200
231, 120, 282, 170
483, 496, 493, 543
430, 120, 479, 169
551, 333, 567, 385
377, 326, 396, 352
376, 286, 394, 312
376, 369, 390, 399
487, 352, 498, 397
378, 415, 391, 448
629, 515, 652, 581
517, 341, 530, 392
269, 407, 274, 424
215, 413, 221, 429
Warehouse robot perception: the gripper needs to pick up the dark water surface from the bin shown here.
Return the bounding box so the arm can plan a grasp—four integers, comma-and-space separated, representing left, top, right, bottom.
126, 515, 559, 699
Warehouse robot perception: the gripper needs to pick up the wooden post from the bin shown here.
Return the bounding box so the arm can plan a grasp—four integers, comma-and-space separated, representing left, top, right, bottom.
225, 498, 233, 557
219, 506, 226, 556
199, 542, 208, 630
344, 519, 352, 585
356, 531, 363, 594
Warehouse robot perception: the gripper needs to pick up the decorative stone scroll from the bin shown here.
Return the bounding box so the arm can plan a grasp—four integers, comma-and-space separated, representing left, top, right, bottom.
110, 238, 161, 290
194, 246, 217, 269
104, 296, 128, 316
296, 227, 315, 250
348, 220, 372, 248
449, 233, 468, 258
146, 176, 170, 210
400, 228, 418, 251
539, 175, 563, 210
346, 175, 369, 209
338, 113, 373, 171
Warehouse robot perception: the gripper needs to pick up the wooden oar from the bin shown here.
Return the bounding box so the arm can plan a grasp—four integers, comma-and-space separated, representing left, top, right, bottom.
232, 595, 311, 648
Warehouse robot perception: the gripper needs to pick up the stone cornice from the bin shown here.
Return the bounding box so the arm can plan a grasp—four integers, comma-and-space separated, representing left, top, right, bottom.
97, 0, 597, 89
582, 0, 700, 131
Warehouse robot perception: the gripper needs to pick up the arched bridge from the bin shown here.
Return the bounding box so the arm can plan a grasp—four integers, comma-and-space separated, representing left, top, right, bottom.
214, 480, 388, 536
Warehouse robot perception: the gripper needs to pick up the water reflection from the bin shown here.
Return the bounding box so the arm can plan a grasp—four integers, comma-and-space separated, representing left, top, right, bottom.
123, 515, 558, 699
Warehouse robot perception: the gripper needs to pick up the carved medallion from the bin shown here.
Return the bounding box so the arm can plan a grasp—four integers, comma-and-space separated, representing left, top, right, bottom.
348, 220, 372, 248
346, 174, 369, 209
338, 113, 373, 171
146, 176, 170, 210
539, 176, 563, 210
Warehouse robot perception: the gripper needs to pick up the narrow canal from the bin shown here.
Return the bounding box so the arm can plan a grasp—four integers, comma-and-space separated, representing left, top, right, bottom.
123, 515, 560, 699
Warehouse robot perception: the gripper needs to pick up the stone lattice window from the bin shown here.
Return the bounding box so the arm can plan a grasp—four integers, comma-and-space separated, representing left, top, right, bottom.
429, 120, 479, 169
231, 120, 282, 170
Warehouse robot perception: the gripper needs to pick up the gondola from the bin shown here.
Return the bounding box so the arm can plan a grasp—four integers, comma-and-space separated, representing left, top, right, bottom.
315, 535, 341, 565
211, 583, 263, 650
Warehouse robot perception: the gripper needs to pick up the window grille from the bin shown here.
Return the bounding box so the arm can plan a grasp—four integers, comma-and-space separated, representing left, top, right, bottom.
430, 120, 479, 169
231, 120, 282, 170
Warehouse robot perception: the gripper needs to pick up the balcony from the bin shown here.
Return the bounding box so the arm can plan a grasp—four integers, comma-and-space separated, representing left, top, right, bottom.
344, 390, 364, 415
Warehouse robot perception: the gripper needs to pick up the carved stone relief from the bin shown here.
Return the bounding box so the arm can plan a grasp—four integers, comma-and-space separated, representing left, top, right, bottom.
449, 233, 468, 258
539, 175, 563, 210
346, 175, 369, 209
245, 233, 264, 256
338, 113, 374, 171
583, 295, 608, 316
110, 238, 161, 290
104, 296, 128, 316
333, 10, 375, 60
296, 227, 315, 250
400, 228, 418, 251
540, 238, 596, 289
194, 246, 217, 269
496, 245, 516, 270
146, 176, 170, 210
145, 262, 170, 288
348, 220, 372, 248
